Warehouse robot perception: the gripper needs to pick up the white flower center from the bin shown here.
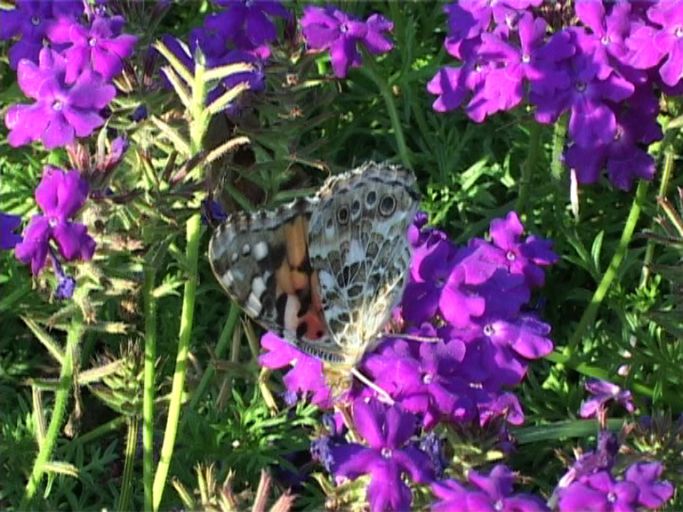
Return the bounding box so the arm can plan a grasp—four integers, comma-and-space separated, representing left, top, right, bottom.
52, 100, 63, 111
31, 16, 40, 26
675, 26, 683, 38
423, 373, 433, 384
575, 81, 587, 92
381, 447, 393, 459
506, 250, 516, 261
484, 324, 495, 336
521, 53, 531, 63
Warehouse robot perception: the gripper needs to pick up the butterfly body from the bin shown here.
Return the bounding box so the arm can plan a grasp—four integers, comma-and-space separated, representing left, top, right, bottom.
209, 162, 419, 373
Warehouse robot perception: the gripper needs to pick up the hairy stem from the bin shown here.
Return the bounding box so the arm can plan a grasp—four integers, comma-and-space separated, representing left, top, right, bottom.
21, 315, 83, 507
152, 213, 202, 511
640, 143, 676, 287
550, 116, 567, 185
117, 416, 139, 512
143, 265, 157, 512
566, 180, 649, 357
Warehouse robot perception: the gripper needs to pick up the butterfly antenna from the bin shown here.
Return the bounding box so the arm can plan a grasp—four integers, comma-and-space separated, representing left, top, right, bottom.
350, 367, 394, 405
382, 333, 441, 343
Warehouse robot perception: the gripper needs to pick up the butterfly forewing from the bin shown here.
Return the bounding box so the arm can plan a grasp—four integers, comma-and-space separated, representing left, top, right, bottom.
208, 197, 337, 354
307, 162, 419, 364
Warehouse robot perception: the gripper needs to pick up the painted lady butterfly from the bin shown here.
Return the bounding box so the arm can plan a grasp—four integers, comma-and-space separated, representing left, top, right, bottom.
208, 162, 419, 392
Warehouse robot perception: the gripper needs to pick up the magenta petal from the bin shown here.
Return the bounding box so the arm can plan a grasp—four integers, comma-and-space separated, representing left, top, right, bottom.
14, 215, 51, 274
332, 443, 378, 479
384, 406, 416, 448
51, 221, 95, 261
6, 103, 50, 147
366, 462, 412, 512
62, 106, 105, 137
353, 400, 384, 449
42, 115, 76, 149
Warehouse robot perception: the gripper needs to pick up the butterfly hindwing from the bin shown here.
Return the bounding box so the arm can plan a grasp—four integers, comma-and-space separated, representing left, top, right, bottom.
209, 197, 339, 356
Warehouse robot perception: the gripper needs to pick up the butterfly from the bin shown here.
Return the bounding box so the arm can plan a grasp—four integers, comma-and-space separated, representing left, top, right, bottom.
208, 161, 419, 395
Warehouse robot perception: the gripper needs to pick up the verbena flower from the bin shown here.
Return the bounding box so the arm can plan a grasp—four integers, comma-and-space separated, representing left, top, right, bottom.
14, 167, 95, 275
258, 332, 332, 407
557, 462, 673, 511
46, 14, 138, 83
211, 0, 290, 50
301, 6, 394, 78
431, 464, 549, 512
626, 0, 683, 87
5, 48, 116, 149
330, 399, 433, 511
0, 0, 83, 68
0, 213, 22, 250
579, 378, 635, 419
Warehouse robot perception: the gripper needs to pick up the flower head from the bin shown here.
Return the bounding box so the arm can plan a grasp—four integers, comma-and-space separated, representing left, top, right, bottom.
211, 0, 290, 50
558, 462, 673, 512
330, 399, 433, 511
14, 167, 95, 274
5, 48, 116, 149
301, 6, 394, 78
46, 14, 138, 83
258, 332, 331, 407
0, 213, 22, 251
432, 464, 549, 512
579, 378, 635, 419
0, 0, 83, 68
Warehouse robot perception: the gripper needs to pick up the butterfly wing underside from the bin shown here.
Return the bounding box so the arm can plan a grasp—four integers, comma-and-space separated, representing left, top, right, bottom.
209, 197, 340, 357
308, 162, 420, 365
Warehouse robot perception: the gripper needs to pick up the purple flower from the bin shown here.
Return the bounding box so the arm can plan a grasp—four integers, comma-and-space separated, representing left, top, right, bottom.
477, 13, 574, 116
5, 49, 116, 149
51, 251, 76, 300
258, 332, 331, 407
211, 0, 290, 49
579, 379, 635, 419
14, 167, 95, 275
0, 0, 83, 68
624, 462, 674, 509
626, 0, 683, 87
46, 14, 138, 83
301, 6, 394, 78
558, 462, 673, 512
431, 464, 549, 512
480, 211, 559, 288
330, 399, 433, 511
557, 430, 619, 489
531, 49, 635, 148
575, 1, 632, 80
0, 213, 22, 250
363, 337, 468, 428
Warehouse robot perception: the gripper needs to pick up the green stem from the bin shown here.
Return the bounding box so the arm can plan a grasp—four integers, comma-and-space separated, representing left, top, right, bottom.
550, 116, 567, 185
566, 180, 649, 357
21, 315, 83, 508
640, 145, 676, 288
152, 213, 202, 511
142, 266, 157, 512
361, 57, 412, 170
189, 304, 240, 410
516, 122, 543, 215
116, 416, 139, 512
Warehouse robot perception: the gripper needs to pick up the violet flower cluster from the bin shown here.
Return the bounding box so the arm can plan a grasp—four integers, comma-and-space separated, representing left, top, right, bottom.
300, 5, 394, 78
162, 0, 291, 110
2, 0, 136, 149
13, 166, 96, 298
427, 0, 677, 191
555, 428, 673, 512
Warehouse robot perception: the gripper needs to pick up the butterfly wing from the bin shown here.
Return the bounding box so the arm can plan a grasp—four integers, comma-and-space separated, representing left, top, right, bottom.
209, 198, 342, 360
308, 162, 420, 364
